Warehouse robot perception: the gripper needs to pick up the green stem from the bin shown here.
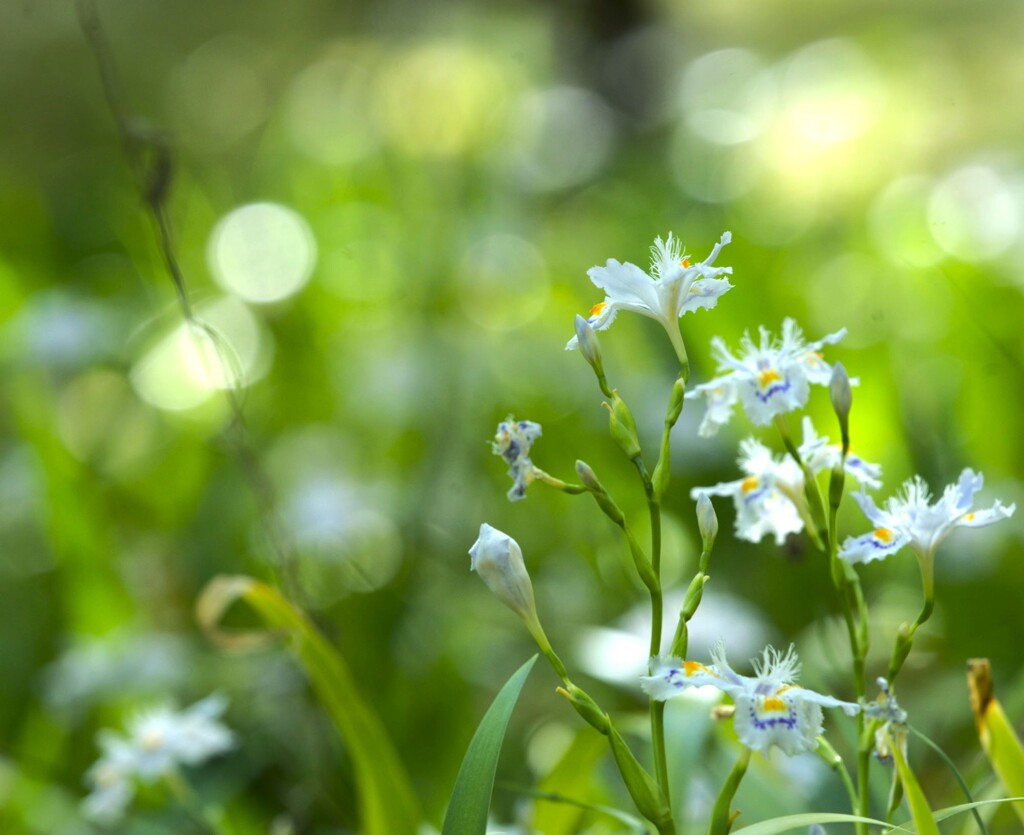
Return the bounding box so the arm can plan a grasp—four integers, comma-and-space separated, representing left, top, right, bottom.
774, 415, 828, 548
888, 555, 936, 685
816, 737, 858, 812
635, 458, 671, 807
707, 747, 751, 835
856, 723, 872, 835
164, 769, 229, 835
664, 322, 690, 382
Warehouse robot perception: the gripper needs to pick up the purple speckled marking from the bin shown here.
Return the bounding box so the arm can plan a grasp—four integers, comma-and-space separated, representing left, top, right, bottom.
750, 704, 797, 730
753, 376, 792, 404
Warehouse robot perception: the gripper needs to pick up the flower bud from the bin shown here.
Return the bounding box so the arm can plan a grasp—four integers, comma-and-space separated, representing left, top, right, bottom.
829, 362, 852, 452
469, 524, 537, 624
556, 684, 609, 733
608, 725, 673, 829
829, 461, 846, 513
573, 314, 605, 376
666, 376, 686, 426
574, 460, 604, 494
680, 573, 708, 621
696, 493, 718, 548
604, 391, 642, 461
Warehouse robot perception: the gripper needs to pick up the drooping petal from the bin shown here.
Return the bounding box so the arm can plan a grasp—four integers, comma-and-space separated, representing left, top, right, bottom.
732, 693, 822, 756
839, 528, 910, 564
737, 366, 811, 426
958, 500, 1016, 528
687, 378, 740, 437
641, 658, 726, 699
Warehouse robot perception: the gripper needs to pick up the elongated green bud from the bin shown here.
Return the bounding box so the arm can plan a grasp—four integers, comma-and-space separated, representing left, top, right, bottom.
556, 683, 609, 733
576, 460, 626, 526
888, 622, 914, 682
608, 725, 673, 829
681, 573, 708, 620
666, 376, 686, 426
829, 461, 845, 513
604, 391, 642, 461
830, 361, 852, 454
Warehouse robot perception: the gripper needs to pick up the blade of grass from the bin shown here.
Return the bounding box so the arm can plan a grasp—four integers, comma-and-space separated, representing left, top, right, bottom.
442, 655, 537, 835
889, 732, 940, 835
196, 575, 421, 835
908, 724, 989, 835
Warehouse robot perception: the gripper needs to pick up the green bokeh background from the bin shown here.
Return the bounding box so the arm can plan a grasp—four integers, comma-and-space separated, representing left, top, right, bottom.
1, 0, 1022, 832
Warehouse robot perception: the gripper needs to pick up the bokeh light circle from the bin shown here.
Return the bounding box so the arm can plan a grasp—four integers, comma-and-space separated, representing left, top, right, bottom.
504, 86, 617, 192
679, 48, 776, 145
927, 165, 1021, 261
208, 202, 317, 304
458, 234, 549, 331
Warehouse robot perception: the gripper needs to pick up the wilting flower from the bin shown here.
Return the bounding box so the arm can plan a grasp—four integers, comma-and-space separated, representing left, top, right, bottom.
839, 468, 1015, 566
565, 231, 733, 357
687, 319, 850, 437
82, 694, 236, 824
642, 644, 858, 756
863, 678, 908, 764
491, 417, 543, 502
691, 417, 881, 544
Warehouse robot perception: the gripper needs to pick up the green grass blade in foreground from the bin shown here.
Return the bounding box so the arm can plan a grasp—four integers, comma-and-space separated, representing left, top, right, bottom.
442, 655, 537, 835
511, 784, 649, 834
731, 813, 909, 834
891, 738, 940, 835
196, 576, 421, 835
908, 725, 989, 835
731, 797, 1024, 835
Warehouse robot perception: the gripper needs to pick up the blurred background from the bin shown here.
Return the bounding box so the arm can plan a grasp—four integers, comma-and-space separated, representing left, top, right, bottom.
1, 0, 1023, 832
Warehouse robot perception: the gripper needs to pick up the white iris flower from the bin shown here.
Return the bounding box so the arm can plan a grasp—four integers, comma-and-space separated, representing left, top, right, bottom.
839, 468, 1015, 565
565, 231, 733, 360
687, 319, 849, 437
82, 694, 236, 824
691, 417, 881, 544
642, 644, 858, 756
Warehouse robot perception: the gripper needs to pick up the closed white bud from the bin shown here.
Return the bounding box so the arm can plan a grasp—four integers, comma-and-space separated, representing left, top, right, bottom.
574, 314, 605, 375
469, 524, 537, 623
829, 362, 852, 446
696, 493, 718, 546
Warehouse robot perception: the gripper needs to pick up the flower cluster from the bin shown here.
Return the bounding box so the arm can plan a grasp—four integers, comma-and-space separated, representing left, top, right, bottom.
82, 694, 235, 824
840, 468, 1015, 565
566, 231, 733, 357
491, 416, 543, 502
687, 319, 850, 437
642, 645, 858, 756
691, 417, 881, 544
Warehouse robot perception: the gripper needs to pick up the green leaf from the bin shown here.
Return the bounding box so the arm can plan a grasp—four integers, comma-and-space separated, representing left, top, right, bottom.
442, 655, 537, 835
890, 732, 940, 835
732, 813, 909, 834
729, 798, 1024, 835
529, 727, 608, 835
196, 576, 421, 835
